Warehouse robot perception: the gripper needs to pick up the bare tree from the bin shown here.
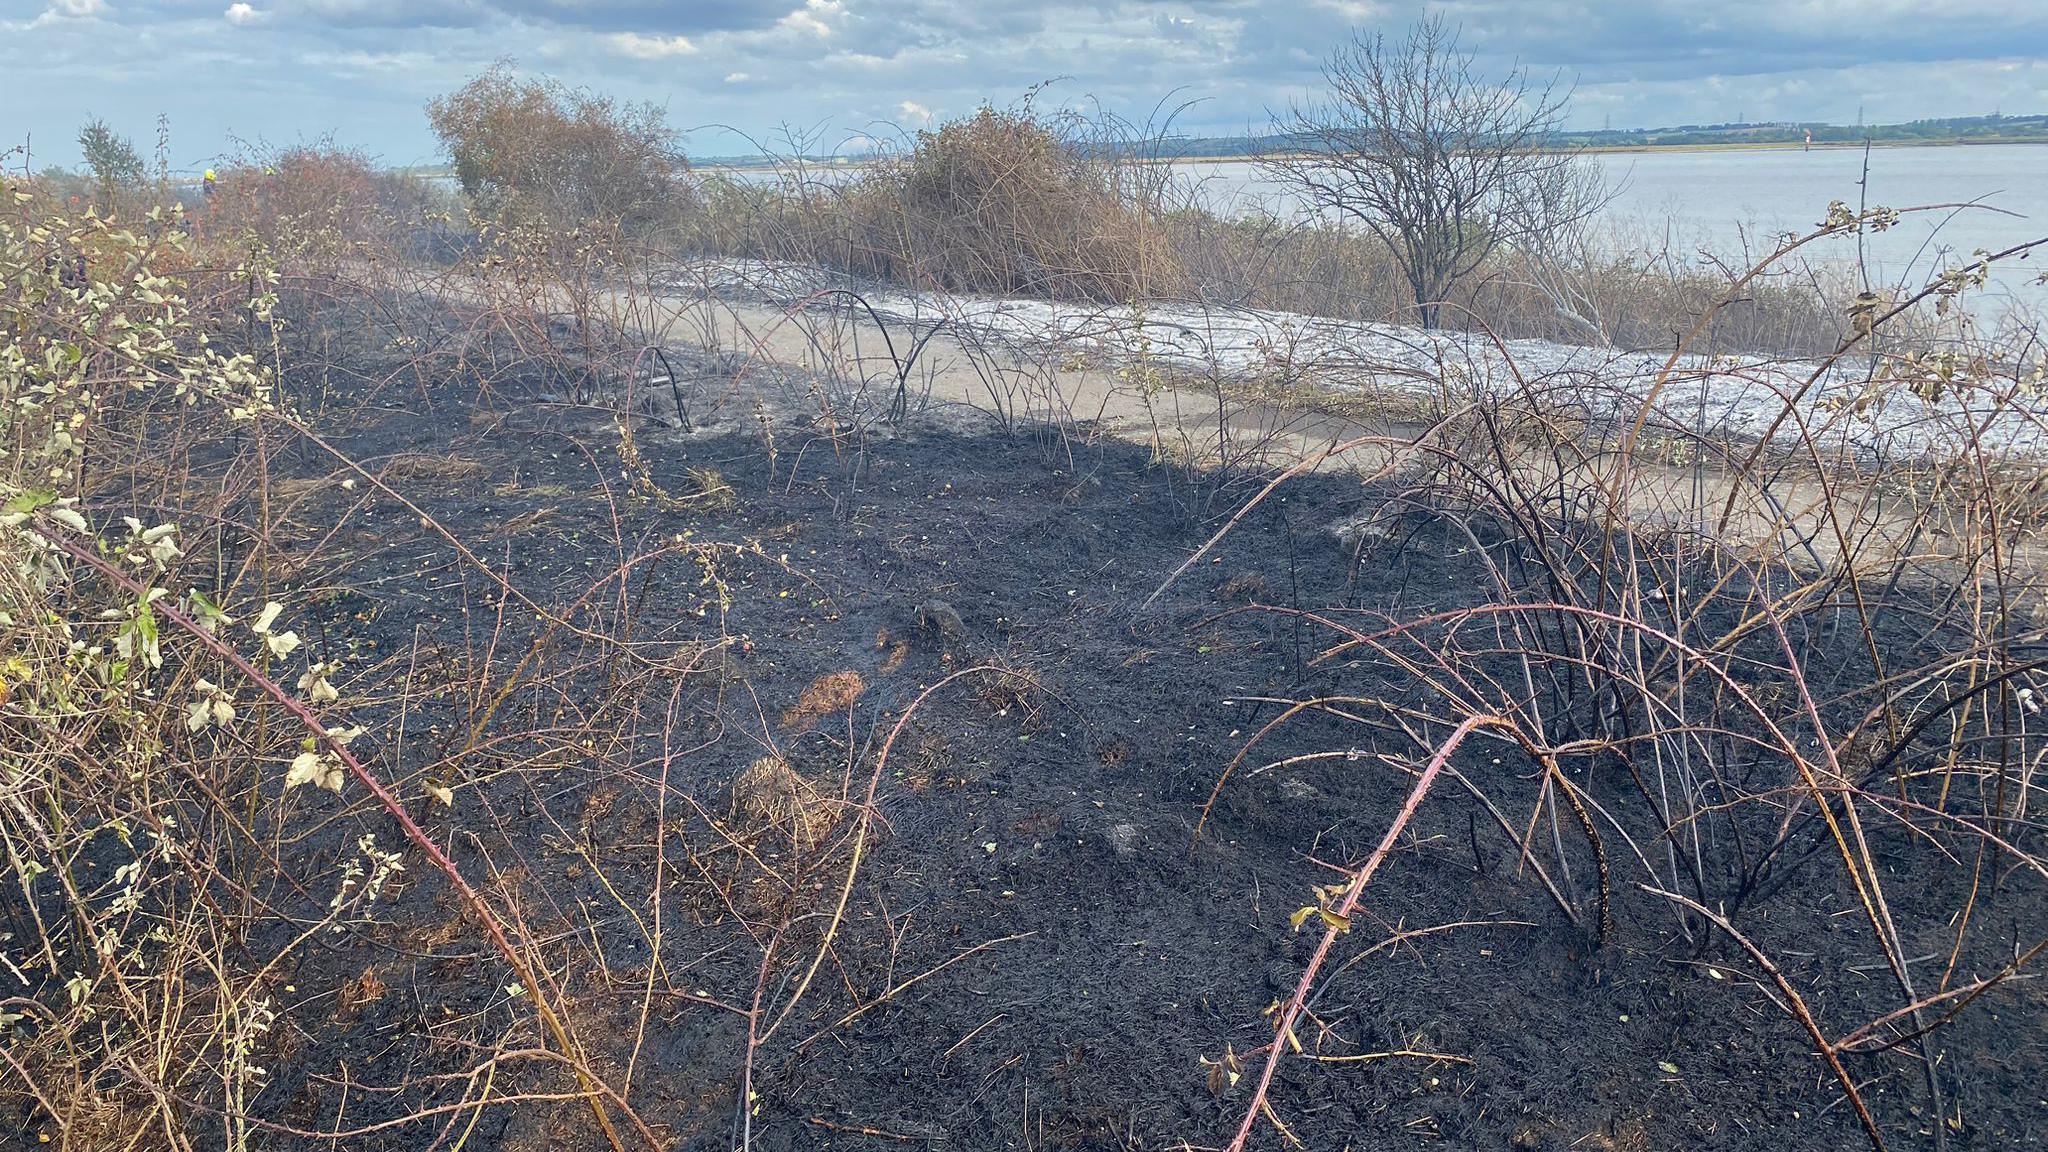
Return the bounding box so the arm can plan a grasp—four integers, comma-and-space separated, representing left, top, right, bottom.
1262, 16, 1604, 329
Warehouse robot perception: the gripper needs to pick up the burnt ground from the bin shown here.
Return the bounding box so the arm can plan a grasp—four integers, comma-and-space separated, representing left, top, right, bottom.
123, 294, 2048, 1152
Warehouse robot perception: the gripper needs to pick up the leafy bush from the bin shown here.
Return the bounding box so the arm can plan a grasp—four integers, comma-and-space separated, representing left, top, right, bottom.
0, 178, 306, 1147
0, 165, 706, 1152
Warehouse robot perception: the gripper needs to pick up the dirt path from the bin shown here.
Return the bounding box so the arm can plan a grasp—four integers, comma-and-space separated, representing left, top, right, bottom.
647, 292, 1932, 572
373, 261, 1946, 573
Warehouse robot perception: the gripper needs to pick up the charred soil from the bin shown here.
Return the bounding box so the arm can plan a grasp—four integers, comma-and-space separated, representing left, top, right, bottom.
113, 293, 2048, 1152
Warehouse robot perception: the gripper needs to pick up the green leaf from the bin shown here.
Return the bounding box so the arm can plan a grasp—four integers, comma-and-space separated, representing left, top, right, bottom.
3, 489, 57, 515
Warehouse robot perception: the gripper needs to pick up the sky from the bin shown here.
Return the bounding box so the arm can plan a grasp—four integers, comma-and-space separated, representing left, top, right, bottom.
4, 0, 2047, 171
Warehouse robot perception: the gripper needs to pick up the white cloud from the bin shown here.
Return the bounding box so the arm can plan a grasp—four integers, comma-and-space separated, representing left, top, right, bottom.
224, 3, 264, 26
1310, 0, 1378, 19
301, 48, 434, 73
779, 0, 841, 37
725, 71, 750, 83
608, 32, 699, 59
25, 0, 105, 26
898, 99, 932, 123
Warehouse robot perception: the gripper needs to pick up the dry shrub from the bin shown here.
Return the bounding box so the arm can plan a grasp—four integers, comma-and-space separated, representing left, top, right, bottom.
11, 170, 196, 282
1178, 203, 2048, 1149
687, 132, 1868, 359
732, 755, 837, 847
780, 669, 867, 733
684, 104, 1184, 301
0, 174, 709, 1150
427, 63, 691, 239
683, 169, 840, 266
0, 182, 335, 1147
204, 141, 437, 274
851, 105, 1184, 301
1167, 209, 1894, 357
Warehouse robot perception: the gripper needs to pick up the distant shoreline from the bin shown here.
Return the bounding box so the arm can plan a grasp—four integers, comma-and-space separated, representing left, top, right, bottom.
1567, 137, 2048, 156
689, 136, 2048, 172
1159, 138, 2048, 164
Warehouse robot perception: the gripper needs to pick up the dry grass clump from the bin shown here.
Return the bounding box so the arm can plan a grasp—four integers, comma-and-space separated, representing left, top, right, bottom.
732, 755, 839, 848
873, 626, 911, 674
682, 465, 737, 508
970, 657, 1046, 725
780, 669, 867, 733
1166, 209, 1905, 356
381, 451, 492, 484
